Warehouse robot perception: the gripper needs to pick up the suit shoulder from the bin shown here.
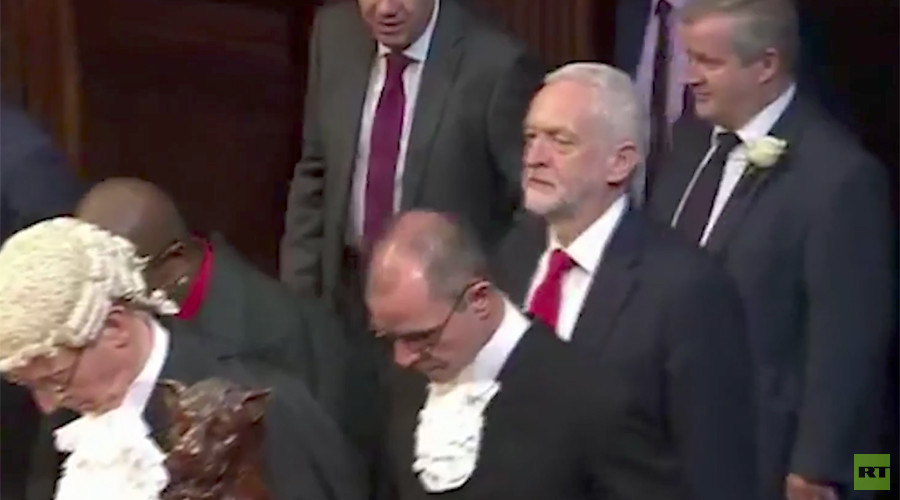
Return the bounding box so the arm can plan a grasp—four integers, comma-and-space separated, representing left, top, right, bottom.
791, 102, 886, 185
455, 6, 542, 69
313, 0, 359, 29
636, 214, 736, 292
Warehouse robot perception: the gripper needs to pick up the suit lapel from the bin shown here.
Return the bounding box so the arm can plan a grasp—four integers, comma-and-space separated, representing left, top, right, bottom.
654, 116, 713, 223
704, 96, 807, 254
570, 210, 640, 351
333, 13, 377, 202
400, 0, 466, 207
501, 216, 548, 307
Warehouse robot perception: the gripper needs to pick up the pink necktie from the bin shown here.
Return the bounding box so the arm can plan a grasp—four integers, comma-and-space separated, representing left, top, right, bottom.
528, 249, 576, 331
363, 52, 412, 251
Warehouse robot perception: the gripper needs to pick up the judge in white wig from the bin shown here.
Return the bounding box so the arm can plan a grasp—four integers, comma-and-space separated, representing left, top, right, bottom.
0, 216, 370, 500
0, 217, 178, 499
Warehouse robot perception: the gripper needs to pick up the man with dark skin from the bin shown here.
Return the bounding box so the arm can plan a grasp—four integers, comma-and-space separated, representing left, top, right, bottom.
75, 178, 349, 418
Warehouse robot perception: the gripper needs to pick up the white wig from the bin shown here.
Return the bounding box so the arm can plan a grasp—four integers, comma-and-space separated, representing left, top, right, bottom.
0, 217, 178, 371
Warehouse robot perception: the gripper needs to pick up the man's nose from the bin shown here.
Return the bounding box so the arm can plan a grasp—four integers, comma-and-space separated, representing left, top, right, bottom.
523, 136, 549, 168
393, 342, 421, 369
32, 390, 60, 414
375, 0, 402, 16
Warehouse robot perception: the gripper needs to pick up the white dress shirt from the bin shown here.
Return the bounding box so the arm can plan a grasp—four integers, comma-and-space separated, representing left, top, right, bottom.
122, 318, 170, 414
672, 84, 795, 245
635, 0, 688, 126
451, 297, 530, 385
349, 0, 441, 242
525, 196, 628, 341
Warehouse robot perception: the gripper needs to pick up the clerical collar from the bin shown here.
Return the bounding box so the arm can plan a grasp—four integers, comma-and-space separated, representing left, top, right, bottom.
452, 297, 529, 385
121, 318, 170, 414
176, 238, 214, 320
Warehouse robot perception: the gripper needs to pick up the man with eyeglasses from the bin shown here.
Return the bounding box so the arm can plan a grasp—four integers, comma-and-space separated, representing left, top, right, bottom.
74, 178, 350, 422
0, 217, 366, 500
367, 210, 608, 500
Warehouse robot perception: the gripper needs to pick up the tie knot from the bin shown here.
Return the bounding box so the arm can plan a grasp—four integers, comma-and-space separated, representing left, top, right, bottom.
385, 51, 413, 80
547, 249, 576, 277
716, 131, 742, 152
656, 0, 672, 17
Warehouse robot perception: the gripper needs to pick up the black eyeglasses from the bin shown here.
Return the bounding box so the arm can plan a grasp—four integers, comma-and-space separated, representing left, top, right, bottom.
144, 240, 185, 271
7, 347, 85, 398
375, 282, 479, 355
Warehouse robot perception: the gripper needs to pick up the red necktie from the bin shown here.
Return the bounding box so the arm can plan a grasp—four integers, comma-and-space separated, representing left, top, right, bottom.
363, 51, 412, 251
528, 249, 576, 331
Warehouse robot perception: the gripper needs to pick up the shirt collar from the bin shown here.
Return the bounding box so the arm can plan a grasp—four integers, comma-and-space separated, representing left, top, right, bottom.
714, 83, 796, 145
376, 0, 440, 63
455, 297, 530, 384
548, 195, 628, 276
121, 318, 170, 414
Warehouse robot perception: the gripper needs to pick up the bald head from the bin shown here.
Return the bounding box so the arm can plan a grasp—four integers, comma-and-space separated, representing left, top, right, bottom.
75, 178, 189, 258
367, 211, 489, 303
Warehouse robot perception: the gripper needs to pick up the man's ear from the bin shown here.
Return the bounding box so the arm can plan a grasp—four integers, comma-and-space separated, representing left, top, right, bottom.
605, 141, 640, 185
102, 306, 134, 348
466, 281, 493, 320
756, 47, 780, 85
241, 389, 271, 423
159, 379, 187, 413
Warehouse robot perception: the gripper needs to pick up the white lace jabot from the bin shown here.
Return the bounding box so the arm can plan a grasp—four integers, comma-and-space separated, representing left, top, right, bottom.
54, 407, 169, 500
53, 319, 171, 500
413, 380, 500, 492
412, 299, 528, 492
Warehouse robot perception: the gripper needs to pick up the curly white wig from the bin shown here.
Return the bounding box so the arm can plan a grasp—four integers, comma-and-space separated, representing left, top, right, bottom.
0, 217, 178, 371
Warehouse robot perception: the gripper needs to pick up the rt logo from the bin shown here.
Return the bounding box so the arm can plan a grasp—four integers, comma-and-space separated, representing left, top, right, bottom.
855, 454, 890, 491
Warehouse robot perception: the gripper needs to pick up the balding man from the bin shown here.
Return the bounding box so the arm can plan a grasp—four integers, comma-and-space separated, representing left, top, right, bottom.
368, 210, 607, 500
75, 178, 349, 418
492, 63, 756, 499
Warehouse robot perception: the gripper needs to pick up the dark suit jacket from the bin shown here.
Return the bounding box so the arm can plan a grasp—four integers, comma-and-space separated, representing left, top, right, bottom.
385, 322, 606, 500
192, 235, 349, 420
280, 0, 544, 303
1, 101, 87, 500
26, 319, 367, 500
0, 102, 86, 241
493, 209, 757, 500
648, 95, 895, 498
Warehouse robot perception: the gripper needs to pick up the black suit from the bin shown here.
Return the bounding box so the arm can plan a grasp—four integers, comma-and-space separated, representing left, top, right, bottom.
280, 0, 544, 304
493, 209, 757, 500
192, 235, 349, 420
648, 95, 895, 498
385, 322, 606, 500
26, 319, 367, 500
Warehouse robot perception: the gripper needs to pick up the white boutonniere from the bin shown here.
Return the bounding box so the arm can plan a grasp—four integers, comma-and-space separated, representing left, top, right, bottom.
744, 136, 788, 175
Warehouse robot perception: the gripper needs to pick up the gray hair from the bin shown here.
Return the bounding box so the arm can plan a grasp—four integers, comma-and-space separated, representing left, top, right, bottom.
543, 62, 649, 204
680, 0, 800, 72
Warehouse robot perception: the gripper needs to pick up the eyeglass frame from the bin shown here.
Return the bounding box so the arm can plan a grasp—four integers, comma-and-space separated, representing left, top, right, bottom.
6, 346, 86, 398
374, 280, 482, 355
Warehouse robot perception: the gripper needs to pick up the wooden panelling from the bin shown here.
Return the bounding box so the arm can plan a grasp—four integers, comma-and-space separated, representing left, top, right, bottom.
70, 0, 316, 275
472, 0, 615, 68
1, 0, 82, 168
